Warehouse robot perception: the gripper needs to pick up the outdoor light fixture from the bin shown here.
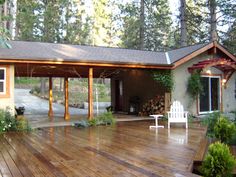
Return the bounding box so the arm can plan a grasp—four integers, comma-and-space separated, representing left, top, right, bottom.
222, 79, 227, 87
206, 69, 211, 74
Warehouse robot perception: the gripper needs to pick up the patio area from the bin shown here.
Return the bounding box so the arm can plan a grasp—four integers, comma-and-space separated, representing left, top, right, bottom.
0, 121, 206, 177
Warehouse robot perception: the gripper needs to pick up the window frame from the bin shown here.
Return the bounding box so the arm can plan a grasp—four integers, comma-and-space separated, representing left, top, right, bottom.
0, 67, 6, 94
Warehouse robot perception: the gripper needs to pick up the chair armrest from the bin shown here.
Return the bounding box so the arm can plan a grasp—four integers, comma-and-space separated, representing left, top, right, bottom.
184, 111, 188, 118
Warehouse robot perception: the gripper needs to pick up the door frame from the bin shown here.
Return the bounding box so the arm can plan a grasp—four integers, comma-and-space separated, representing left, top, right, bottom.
115, 80, 123, 111
198, 74, 222, 114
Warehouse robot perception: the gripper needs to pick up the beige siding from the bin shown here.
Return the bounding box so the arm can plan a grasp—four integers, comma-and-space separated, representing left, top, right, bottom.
0, 65, 14, 114
172, 52, 236, 115
172, 53, 211, 114
223, 73, 236, 112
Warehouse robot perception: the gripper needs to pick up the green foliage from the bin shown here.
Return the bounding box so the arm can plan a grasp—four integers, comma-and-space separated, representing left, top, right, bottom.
0, 108, 31, 133
119, 0, 174, 50
151, 70, 174, 92
30, 86, 40, 94
0, 0, 5, 4
214, 116, 236, 143
88, 119, 98, 126
74, 111, 116, 128
201, 142, 236, 177
74, 120, 89, 128
201, 112, 220, 137
187, 71, 203, 99
96, 111, 116, 126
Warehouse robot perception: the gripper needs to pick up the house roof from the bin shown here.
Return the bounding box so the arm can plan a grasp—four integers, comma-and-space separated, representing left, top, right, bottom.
0, 40, 234, 69
0, 41, 209, 65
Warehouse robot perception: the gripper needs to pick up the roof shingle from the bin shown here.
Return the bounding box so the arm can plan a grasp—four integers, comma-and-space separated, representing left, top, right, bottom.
0, 41, 210, 66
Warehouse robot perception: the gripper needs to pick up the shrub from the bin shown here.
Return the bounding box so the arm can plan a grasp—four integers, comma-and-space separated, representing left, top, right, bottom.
214, 116, 236, 143
29, 86, 40, 94
201, 112, 220, 137
88, 119, 99, 126
0, 108, 31, 133
201, 142, 236, 177
187, 71, 203, 99
74, 120, 89, 128
96, 111, 116, 125
74, 112, 116, 129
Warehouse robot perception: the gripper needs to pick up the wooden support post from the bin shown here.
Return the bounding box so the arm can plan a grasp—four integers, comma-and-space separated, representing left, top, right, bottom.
164, 92, 171, 113
88, 68, 93, 120
64, 77, 70, 120
48, 77, 54, 118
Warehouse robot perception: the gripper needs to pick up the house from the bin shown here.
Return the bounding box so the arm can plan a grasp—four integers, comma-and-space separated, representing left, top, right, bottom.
0, 40, 235, 119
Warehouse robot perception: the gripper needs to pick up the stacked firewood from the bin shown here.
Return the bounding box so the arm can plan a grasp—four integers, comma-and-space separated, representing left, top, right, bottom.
139, 95, 165, 116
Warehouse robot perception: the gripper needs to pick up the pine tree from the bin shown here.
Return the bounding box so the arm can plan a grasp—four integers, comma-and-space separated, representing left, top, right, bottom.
91, 0, 113, 46
119, 1, 140, 49
145, 0, 173, 51
119, 0, 173, 51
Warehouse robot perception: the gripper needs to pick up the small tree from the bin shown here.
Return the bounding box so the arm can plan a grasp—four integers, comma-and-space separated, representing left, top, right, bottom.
201, 142, 236, 177
214, 116, 236, 144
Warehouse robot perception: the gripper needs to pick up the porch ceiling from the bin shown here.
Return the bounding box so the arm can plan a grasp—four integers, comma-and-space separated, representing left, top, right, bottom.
14, 63, 121, 78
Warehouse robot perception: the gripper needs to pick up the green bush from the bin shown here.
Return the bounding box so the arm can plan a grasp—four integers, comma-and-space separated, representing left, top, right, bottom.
187, 71, 203, 99
88, 118, 99, 126
214, 116, 236, 143
0, 108, 31, 133
74, 120, 89, 128
201, 112, 220, 137
201, 142, 236, 177
96, 111, 116, 125
74, 112, 116, 129
29, 86, 40, 94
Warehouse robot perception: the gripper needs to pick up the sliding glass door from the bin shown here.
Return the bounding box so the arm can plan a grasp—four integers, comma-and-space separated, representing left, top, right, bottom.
199, 76, 220, 113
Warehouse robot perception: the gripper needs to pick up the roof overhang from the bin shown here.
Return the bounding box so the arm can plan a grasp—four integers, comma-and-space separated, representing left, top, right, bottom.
172, 41, 236, 69
0, 58, 172, 78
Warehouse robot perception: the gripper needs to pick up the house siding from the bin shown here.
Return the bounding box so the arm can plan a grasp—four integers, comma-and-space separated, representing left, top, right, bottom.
223, 73, 236, 113
0, 65, 14, 113
172, 52, 236, 115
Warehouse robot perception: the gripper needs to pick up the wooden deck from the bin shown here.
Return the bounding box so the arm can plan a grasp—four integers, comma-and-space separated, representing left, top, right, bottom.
0, 121, 206, 177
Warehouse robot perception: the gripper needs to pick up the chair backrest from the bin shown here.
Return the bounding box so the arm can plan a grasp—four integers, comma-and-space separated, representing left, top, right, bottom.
169, 101, 184, 118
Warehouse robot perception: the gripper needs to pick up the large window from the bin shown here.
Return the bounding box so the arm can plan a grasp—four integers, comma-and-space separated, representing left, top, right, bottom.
199, 76, 220, 113
0, 68, 6, 94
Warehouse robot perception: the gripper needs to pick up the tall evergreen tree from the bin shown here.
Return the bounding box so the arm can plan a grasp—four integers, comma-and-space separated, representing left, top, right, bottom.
92, 0, 113, 46
180, 0, 187, 46
119, 0, 173, 51
119, 1, 140, 49
145, 0, 173, 50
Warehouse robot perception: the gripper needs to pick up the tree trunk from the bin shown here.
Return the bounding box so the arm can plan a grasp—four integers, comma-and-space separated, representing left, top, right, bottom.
209, 0, 217, 41
180, 0, 187, 47
139, 0, 145, 50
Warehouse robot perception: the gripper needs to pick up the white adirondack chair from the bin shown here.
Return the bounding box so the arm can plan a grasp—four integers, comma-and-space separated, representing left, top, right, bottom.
167, 101, 188, 129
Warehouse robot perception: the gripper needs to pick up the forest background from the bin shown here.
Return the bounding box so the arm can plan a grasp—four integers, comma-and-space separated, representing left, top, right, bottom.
0, 0, 235, 53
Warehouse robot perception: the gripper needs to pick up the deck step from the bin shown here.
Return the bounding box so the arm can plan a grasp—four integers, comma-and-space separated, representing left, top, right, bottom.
191, 137, 209, 174
193, 137, 209, 162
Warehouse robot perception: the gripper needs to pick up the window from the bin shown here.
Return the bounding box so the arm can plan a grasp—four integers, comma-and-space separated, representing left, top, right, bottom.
0, 68, 6, 94
199, 76, 221, 113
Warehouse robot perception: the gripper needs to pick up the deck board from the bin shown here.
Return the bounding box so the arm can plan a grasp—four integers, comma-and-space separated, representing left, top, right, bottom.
0, 121, 206, 177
